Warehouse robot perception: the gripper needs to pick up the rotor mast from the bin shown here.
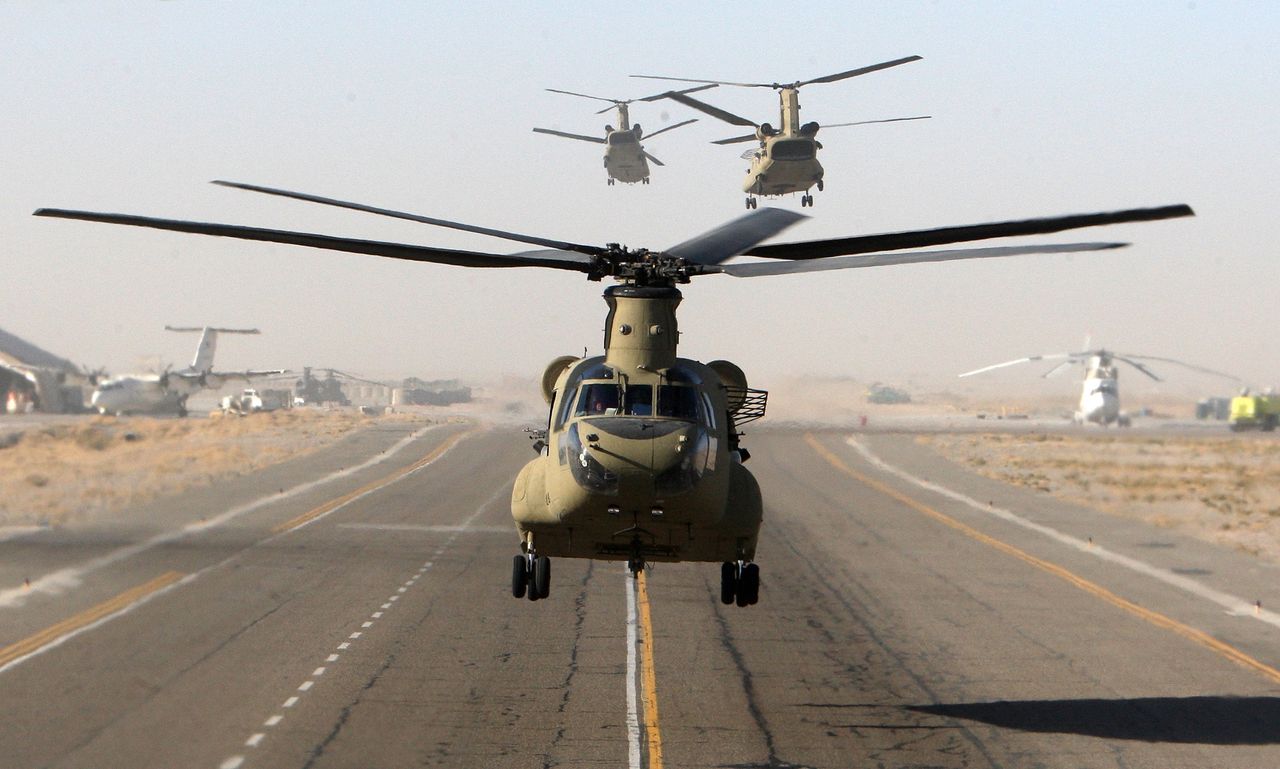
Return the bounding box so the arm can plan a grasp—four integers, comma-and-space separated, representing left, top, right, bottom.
602, 284, 682, 372
779, 89, 801, 135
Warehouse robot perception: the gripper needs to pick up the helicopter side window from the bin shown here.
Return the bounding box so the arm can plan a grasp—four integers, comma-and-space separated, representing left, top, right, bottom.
575, 383, 621, 416
658, 385, 700, 421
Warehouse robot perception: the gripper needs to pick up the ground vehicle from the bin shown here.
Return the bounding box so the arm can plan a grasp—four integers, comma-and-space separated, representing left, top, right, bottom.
1229, 393, 1280, 431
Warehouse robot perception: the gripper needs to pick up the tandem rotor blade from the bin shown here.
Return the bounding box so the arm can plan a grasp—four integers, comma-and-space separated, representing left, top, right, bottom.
533, 127, 608, 144
820, 115, 932, 128
32, 209, 595, 272
212, 180, 605, 256
660, 90, 758, 128
797, 56, 924, 87
745, 205, 1195, 260
714, 133, 759, 146
638, 118, 697, 140
642, 151, 665, 167
666, 208, 807, 266
716, 242, 1125, 278
1115, 356, 1163, 382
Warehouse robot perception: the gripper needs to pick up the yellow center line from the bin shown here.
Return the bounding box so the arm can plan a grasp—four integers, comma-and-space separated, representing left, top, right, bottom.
272, 428, 477, 534
804, 432, 1280, 686
636, 569, 665, 769
0, 571, 185, 669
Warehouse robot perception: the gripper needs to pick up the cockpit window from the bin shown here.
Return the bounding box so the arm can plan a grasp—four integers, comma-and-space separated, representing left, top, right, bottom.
658, 385, 699, 421
576, 383, 620, 416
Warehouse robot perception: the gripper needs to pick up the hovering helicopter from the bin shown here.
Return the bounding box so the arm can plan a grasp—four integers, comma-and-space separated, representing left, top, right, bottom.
633, 56, 928, 208
36, 184, 1193, 604
959, 347, 1240, 427
532, 85, 713, 186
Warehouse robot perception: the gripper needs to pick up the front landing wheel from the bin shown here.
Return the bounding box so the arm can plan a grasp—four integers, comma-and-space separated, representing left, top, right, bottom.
720, 562, 737, 605
512, 555, 528, 598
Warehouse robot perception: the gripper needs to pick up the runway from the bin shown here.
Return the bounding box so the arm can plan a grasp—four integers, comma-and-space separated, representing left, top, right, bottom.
2, 423, 1278, 768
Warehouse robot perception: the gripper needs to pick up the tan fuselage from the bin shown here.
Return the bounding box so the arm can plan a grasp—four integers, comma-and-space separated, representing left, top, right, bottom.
510, 285, 762, 564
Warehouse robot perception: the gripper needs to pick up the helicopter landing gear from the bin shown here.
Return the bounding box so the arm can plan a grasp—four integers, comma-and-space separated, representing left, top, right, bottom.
719, 560, 760, 606
817, 179, 824, 192
607, 178, 615, 186
800, 193, 814, 208
642, 177, 650, 185
514, 537, 551, 600
745, 196, 758, 210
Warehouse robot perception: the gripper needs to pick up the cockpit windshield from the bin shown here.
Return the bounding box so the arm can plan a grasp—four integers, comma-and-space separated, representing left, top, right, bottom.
569, 382, 704, 422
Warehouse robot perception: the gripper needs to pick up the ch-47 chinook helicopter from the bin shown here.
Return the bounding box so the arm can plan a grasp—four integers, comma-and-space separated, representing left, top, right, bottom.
633, 56, 928, 208
532, 85, 713, 186
36, 183, 1192, 605
959, 347, 1240, 427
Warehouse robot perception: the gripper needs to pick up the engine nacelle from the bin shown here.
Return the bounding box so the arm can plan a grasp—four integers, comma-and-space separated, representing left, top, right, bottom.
799, 121, 820, 137
632, 123, 642, 139
604, 124, 614, 134
540, 355, 580, 404
756, 123, 776, 140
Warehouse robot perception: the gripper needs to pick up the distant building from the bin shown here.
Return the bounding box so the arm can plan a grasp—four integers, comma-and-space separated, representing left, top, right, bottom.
0, 326, 89, 413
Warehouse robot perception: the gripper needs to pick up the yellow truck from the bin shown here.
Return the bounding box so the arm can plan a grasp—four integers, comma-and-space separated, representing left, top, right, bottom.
1229, 393, 1280, 431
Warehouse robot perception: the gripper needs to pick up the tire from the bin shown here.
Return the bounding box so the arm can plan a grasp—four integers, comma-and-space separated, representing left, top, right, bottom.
534, 555, 551, 599
720, 562, 737, 605
512, 555, 528, 599
739, 563, 760, 606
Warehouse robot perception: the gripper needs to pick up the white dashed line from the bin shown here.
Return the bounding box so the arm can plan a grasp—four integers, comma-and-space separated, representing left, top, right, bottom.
220, 469, 507, 768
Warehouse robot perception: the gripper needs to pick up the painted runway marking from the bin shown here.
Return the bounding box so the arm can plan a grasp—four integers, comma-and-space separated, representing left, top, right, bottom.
635, 569, 665, 769
0, 571, 184, 673
806, 434, 1280, 685
218, 757, 244, 769
625, 569, 642, 769
846, 435, 1280, 630
217, 471, 509, 768
337, 523, 513, 534
1, 424, 444, 609
272, 429, 477, 534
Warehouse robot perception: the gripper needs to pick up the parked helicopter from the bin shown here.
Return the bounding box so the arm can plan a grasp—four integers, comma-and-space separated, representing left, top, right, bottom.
634, 56, 928, 208
90, 326, 285, 417
532, 85, 713, 185
959, 347, 1239, 427
37, 185, 1193, 604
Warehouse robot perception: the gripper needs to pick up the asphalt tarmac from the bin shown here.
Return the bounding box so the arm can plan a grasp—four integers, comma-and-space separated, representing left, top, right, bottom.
2, 421, 1278, 768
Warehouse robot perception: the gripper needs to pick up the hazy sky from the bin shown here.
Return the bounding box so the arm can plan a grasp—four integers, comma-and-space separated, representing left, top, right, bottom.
4, 2, 1277, 399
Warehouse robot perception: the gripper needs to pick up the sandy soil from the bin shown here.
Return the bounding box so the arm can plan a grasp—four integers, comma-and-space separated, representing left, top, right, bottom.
923, 432, 1280, 562
0, 410, 431, 528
